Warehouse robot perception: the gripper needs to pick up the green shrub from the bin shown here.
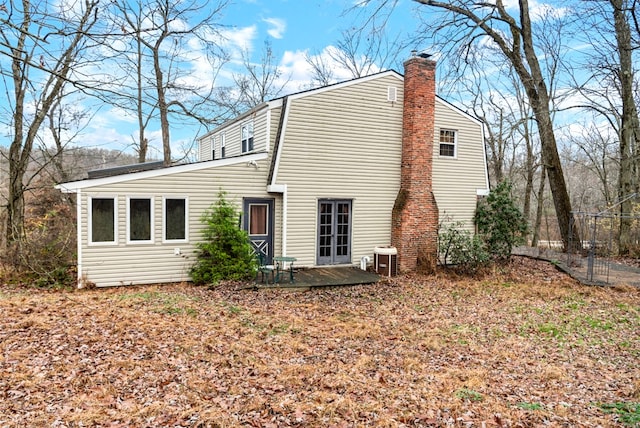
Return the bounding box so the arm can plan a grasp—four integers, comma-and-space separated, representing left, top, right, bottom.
190, 191, 257, 285
438, 221, 490, 272
474, 181, 528, 261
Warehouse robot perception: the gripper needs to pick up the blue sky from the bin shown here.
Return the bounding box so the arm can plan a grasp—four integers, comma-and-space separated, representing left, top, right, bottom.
215, 0, 419, 94
3, 0, 599, 163
78, 0, 421, 160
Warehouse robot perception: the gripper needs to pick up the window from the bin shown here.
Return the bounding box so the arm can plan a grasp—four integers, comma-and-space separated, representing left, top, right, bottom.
221, 133, 226, 158
439, 129, 457, 157
241, 122, 254, 153
248, 203, 268, 235
211, 136, 216, 160
164, 197, 187, 242
90, 197, 116, 244
127, 197, 153, 243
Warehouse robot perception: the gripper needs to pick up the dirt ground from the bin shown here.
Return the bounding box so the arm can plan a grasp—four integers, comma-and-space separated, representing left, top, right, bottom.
1, 257, 639, 427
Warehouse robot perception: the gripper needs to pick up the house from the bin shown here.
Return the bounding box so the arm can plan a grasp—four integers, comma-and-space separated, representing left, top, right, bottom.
56, 55, 489, 287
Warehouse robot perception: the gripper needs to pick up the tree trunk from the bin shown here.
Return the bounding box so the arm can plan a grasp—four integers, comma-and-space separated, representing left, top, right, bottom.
516, 0, 580, 251
531, 165, 547, 247
611, 0, 640, 255
416, 0, 580, 250
522, 118, 534, 227
153, 46, 171, 166
3, 0, 99, 247
137, 26, 148, 164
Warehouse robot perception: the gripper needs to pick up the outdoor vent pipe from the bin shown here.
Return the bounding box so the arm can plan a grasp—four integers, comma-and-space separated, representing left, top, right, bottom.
360, 256, 370, 271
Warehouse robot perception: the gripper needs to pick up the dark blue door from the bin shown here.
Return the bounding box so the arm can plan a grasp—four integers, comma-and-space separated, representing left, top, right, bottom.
243, 198, 275, 264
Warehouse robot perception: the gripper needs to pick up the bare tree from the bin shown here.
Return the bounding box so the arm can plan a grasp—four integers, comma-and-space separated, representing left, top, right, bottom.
40, 92, 94, 184
106, 0, 229, 165
305, 49, 335, 88
610, 0, 640, 254
0, 0, 100, 247
328, 26, 404, 78
305, 8, 407, 86
232, 40, 290, 113
568, 0, 640, 254
361, 0, 580, 249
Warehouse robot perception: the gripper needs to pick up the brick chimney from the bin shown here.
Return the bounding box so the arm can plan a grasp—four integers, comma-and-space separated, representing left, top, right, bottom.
391, 54, 439, 274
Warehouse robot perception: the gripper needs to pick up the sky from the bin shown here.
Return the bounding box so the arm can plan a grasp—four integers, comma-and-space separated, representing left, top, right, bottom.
1, 0, 615, 164
81, 0, 421, 160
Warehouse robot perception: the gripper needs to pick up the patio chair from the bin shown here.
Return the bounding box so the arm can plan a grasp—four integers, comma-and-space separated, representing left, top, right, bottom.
256, 253, 275, 285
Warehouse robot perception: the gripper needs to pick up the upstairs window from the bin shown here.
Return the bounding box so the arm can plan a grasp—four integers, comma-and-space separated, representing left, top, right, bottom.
90, 197, 116, 244
128, 197, 153, 243
211, 136, 216, 160
241, 122, 254, 153
439, 129, 457, 157
221, 133, 226, 158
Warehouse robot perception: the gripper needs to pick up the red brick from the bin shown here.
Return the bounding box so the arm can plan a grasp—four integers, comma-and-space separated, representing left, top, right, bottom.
391, 56, 439, 274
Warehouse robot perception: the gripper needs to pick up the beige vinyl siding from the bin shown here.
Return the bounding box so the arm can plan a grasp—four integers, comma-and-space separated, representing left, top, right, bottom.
198, 107, 272, 161
274, 74, 404, 267
199, 138, 212, 161
78, 158, 280, 287
432, 98, 488, 231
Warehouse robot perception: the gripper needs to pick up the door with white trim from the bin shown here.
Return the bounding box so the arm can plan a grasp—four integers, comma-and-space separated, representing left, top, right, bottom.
317, 199, 352, 265
243, 198, 274, 264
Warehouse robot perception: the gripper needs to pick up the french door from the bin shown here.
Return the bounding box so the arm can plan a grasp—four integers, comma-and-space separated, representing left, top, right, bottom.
243, 198, 274, 264
317, 199, 352, 265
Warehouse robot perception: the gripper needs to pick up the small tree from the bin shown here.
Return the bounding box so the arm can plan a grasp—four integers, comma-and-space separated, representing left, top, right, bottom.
190, 191, 256, 285
474, 181, 528, 261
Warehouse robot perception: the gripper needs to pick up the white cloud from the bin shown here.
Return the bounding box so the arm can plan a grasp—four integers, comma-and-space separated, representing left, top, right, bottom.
263, 17, 286, 39
496, 0, 569, 20
220, 25, 257, 54
279, 46, 369, 93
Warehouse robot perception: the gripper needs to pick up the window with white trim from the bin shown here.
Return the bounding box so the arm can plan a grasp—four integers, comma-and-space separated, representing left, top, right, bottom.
241, 122, 254, 153
221, 133, 226, 158
164, 197, 188, 242
439, 129, 457, 157
90, 197, 116, 244
211, 136, 216, 160
127, 197, 153, 243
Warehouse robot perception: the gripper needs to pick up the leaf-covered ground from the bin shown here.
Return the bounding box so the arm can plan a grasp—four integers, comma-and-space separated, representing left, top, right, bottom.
1, 257, 639, 427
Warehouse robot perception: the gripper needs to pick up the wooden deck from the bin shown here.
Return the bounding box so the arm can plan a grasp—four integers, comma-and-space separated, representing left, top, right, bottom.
255, 266, 381, 289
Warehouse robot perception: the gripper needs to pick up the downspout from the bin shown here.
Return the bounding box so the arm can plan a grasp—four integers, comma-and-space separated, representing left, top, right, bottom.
282, 184, 288, 256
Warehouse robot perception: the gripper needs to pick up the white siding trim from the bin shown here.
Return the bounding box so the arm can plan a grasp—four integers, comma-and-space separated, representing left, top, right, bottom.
77, 189, 83, 288
479, 123, 490, 191
126, 196, 155, 245
56, 152, 269, 192
265, 110, 271, 153
282, 184, 288, 256
269, 96, 292, 186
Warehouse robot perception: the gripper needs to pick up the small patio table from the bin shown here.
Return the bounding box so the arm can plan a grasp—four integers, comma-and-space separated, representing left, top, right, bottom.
274, 256, 297, 283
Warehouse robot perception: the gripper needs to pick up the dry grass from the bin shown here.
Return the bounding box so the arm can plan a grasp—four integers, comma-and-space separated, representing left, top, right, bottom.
1, 257, 639, 427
